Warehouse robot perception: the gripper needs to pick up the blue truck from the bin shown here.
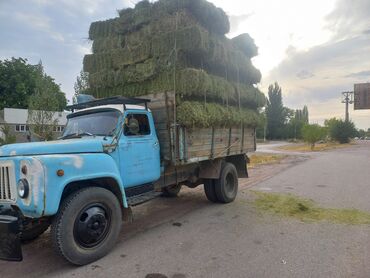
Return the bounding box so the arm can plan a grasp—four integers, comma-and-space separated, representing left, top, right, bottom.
0, 92, 255, 265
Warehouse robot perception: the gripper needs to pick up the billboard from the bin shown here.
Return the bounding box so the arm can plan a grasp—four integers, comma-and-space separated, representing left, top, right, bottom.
354, 83, 370, 110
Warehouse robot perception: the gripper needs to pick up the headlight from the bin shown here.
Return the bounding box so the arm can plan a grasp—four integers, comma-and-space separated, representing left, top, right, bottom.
17, 179, 29, 199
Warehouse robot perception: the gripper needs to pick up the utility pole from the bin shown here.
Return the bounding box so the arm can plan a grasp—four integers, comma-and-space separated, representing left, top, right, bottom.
341, 91, 353, 122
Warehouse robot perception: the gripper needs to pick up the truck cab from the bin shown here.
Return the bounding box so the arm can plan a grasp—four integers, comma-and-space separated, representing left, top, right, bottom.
0, 97, 161, 265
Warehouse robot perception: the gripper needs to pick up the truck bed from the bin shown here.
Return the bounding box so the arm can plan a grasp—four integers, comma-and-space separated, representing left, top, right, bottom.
145, 92, 256, 166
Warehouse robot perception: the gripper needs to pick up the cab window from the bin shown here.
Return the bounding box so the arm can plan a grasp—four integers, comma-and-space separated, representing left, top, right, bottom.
124, 113, 151, 136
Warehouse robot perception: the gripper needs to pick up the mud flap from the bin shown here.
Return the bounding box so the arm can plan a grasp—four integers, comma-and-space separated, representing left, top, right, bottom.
0, 215, 22, 261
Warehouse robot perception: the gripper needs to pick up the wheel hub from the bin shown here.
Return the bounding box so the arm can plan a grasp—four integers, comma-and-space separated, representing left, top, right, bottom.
74, 205, 111, 248
225, 173, 235, 196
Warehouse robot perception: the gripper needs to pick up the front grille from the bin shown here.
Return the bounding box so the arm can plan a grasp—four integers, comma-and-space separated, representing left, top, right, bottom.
0, 163, 16, 202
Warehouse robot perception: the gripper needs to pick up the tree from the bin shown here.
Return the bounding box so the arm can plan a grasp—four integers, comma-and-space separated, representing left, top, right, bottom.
27, 64, 65, 141
0, 58, 38, 110
0, 58, 66, 111
256, 110, 267, 140
302, 124, 326, 150
266, 82, 285, 139
329, 120, 357, 144
73, 70, 90, 103
358, 129, 366, 138
0, 124, 16, 146
302, 105, 309, 124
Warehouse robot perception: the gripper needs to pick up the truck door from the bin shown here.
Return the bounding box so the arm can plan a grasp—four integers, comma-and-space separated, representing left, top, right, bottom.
119, 111, 160, 188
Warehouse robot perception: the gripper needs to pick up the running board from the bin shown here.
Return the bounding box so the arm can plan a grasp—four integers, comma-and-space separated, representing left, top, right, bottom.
127, 191, 162, 206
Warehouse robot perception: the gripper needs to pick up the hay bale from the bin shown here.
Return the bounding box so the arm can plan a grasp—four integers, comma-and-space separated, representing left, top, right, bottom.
89, 18, 119, 40
151, 25, 209, 58
176, 101, 259, 128
231, 34, 258, 58
88, 67, 265, 109
84, 0, 265, 122
83, 53, 114, 74
92, 36, 125, 53
116, 0, 229, 36
110, 42, 151, 68
87, 28, 261, 85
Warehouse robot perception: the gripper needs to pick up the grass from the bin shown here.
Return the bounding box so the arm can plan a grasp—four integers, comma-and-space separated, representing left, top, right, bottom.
248, 153, 286, 168
253, 191, 370, 225
279, 141, 353, 152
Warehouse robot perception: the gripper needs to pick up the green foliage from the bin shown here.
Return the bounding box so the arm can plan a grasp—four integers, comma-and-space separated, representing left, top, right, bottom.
302, 124, 326, 149
253, 191, 370, 224
0, 125, 16, 146
255, 111, 266, 139
27, 64, 65, 141
328, 119, 357, 144
74, 70, 90, 103
283, 107, 309, 140
0, 58, 38, 110
357, 129, 370, 138
266, 82, 285, 139
0, 58, 66, 111
302, 105, 309, 124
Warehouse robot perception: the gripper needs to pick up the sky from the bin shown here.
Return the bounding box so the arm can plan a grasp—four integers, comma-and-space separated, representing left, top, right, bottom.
0, 0, 369, 129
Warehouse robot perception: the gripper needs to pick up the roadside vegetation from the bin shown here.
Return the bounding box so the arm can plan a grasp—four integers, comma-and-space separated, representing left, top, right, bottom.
0, 125, 16, 146
253, 191, 370, 225
0, 58, 67, 142
248, 153, 286, 168
255, 82, 367, 149
279, 141, 353, 152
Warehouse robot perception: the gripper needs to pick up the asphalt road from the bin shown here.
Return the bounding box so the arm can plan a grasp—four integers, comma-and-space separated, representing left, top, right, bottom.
1, 141, 370, 278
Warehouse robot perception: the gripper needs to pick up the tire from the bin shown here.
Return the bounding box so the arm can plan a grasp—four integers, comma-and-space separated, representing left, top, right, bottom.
162, 184, 182, 197
21, 220, 50, 242
204, 179, 218, 203
214, 163, 238, 203
51, 187, 122, 265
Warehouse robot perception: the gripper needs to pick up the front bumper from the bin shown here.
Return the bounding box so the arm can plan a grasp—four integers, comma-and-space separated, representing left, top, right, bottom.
0, 205, 22, 261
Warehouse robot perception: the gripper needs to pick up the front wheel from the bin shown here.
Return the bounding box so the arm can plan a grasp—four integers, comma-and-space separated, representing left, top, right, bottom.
214, 163, 238, 203
51, 187, 122, 265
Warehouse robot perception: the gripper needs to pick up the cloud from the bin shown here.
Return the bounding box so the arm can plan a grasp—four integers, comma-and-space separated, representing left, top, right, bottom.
345, 70, 370, 79
14, 12, 65, 42
228, 13, 254, 33
15, 12, 50, 30
260, 0, 370, 128
296, 70, 315, 80
325, 0, 370, 40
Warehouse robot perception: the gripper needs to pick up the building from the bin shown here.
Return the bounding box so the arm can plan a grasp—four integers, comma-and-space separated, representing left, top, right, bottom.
0, 108, 69, 143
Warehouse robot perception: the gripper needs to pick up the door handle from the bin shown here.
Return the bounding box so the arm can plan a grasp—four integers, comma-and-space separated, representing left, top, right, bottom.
153, 141, 159, 147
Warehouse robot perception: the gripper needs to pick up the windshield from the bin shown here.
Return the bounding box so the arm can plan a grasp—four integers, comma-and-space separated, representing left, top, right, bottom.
62, 110, 120, 137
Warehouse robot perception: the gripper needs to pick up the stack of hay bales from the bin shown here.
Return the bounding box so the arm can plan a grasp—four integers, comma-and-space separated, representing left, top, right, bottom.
83, 0, 265, 128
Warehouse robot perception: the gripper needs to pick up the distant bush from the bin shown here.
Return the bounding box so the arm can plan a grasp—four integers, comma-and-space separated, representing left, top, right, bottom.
302, 124, 326, 150
0, 125, 16, 146
329, 120, 357, 144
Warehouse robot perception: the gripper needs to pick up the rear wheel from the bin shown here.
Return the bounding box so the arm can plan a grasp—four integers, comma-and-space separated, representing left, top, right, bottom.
162, 184, 182, 197
214, 163, 238, 203
204, 179, 218, 203
51, 187, 122, 265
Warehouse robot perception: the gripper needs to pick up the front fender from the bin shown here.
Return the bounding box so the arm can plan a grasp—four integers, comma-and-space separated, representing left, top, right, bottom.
36, 153, 127, 216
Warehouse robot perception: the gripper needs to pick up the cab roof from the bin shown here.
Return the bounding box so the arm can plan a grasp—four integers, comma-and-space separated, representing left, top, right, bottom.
75, 104, 148, 114
66, 96, 150, 112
